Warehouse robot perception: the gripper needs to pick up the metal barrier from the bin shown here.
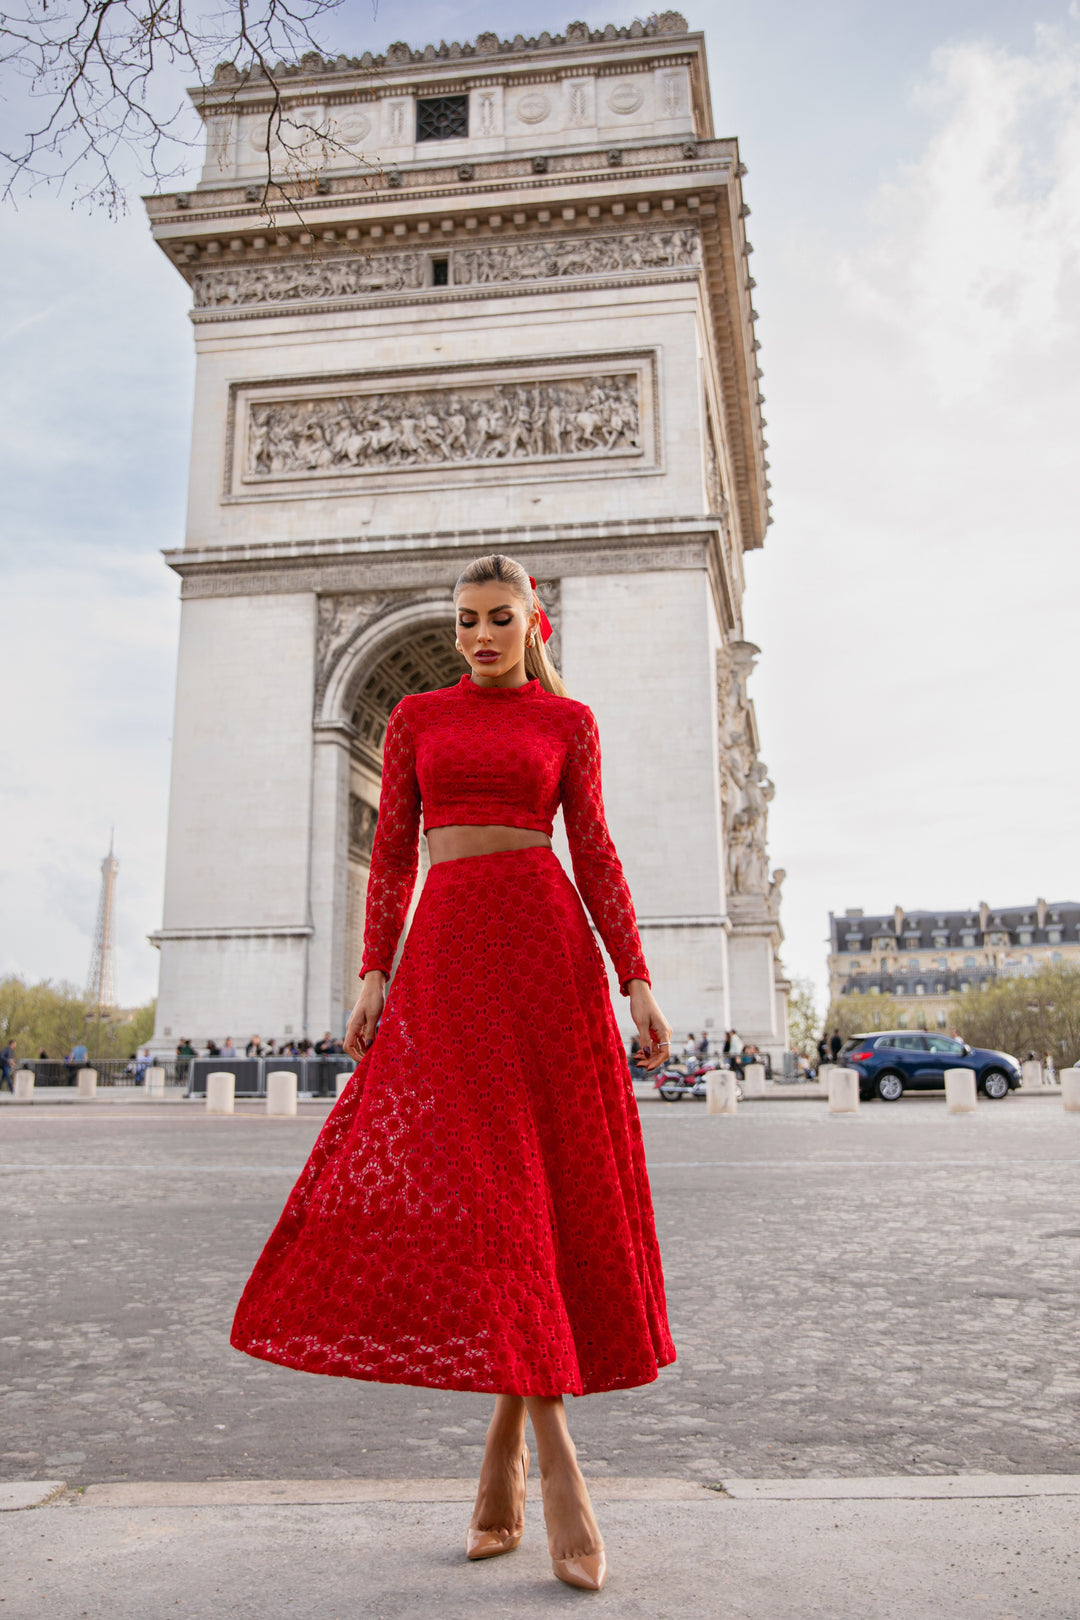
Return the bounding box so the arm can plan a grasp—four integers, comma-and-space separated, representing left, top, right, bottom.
188, 1056, 352, 1098
24, 1058, 189, 1088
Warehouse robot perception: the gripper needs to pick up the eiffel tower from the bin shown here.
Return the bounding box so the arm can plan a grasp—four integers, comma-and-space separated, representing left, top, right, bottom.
86, 833, 119, 1013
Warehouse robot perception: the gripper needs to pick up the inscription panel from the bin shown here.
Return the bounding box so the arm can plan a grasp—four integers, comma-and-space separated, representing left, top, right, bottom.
226, 352, 658, 499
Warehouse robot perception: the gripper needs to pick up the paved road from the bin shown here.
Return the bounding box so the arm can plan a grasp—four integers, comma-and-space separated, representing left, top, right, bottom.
2, 1096, 1078, 1486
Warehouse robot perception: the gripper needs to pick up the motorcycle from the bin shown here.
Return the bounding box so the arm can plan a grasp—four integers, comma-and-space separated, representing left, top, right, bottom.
655, 1058, 736, 1103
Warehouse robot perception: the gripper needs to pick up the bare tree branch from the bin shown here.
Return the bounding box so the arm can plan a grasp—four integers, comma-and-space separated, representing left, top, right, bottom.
0, 0, 381, 214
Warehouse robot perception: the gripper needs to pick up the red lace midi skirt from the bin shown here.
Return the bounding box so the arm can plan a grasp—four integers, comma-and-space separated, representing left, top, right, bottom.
230, 846, 676, 1397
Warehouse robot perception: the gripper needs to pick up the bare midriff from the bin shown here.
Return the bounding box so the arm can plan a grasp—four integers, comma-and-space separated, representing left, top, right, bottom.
426, 825, 552, 865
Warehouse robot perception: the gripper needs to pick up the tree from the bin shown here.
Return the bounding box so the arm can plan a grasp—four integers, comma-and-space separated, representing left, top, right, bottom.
786, 976, 821, 1056
825, 992, 902, 1042
1, 0, 364, 212
950, 965, 1080, 1068
0, 975, 155, 1059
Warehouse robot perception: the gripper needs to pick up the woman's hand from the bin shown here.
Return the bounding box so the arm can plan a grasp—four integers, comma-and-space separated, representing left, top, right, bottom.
627, 980, 674, 1071
344, 973, 386, 1061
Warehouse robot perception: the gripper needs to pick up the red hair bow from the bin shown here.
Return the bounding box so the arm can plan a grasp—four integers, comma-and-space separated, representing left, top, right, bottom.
528, 576, 553, 643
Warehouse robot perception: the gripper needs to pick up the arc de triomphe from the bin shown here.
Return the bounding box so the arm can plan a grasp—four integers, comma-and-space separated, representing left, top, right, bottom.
145, 14, 789, 1057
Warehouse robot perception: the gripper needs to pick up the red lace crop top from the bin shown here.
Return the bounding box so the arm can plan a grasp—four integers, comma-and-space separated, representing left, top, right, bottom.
359, 675, 650, 993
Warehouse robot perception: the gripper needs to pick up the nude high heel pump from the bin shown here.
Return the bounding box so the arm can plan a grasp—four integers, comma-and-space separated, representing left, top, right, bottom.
551, 1547, 608, 1592
466, 1448, 529, 1560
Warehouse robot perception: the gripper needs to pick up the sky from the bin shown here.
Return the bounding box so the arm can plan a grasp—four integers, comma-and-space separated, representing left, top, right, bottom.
2, 0, 1078, 1014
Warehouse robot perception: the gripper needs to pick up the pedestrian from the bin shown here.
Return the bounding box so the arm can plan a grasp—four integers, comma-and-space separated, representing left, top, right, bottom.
66, 1039, 88, 1085
697, 1032, 709, 1057
829, 1028, 842, 1062
135, 1047, 152, 1083
222, 1038, 237, 1060
1044, 1051, 1056, 1086
245, 1035, 262, 1058
816, 1032, 828, 1067
205, 1038, 221, 1058
314, 1031, 334, 1055
728, 1027, 744, 1070
0, 1037, 15, 1092
231, 554, 675, 1592
684, 1032, 697, 1060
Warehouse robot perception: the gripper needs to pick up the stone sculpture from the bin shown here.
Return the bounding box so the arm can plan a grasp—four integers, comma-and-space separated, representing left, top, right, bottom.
245, 374, 642, 479
454, 228, 700, 286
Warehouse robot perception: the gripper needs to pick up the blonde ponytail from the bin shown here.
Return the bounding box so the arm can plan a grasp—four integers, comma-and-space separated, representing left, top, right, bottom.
454, 554, 568, 698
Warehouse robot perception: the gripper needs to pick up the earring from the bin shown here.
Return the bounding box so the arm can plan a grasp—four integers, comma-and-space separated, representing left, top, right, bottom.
455, 639, 463, 652
526, 634, 534, 648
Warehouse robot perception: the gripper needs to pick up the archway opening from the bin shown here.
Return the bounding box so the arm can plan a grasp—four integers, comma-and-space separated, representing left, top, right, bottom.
342, 624, 462, 998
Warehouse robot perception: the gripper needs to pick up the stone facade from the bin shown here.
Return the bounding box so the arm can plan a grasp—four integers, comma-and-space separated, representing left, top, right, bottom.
828, 901, 1080, 1029
146, 16, 787, 1055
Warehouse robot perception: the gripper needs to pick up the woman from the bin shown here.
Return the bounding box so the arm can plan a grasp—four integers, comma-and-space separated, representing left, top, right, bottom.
231, 553, 676, 1592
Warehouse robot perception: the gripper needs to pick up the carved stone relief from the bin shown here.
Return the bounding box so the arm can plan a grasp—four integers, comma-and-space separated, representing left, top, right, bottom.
245, 373, 642, 481
348, 793, 378, 859
192, 228, 700, 312
454, 228, 700, 286
607, 81, 645, 114
193, 253, 424, 309
716, 640, 779, 906
515, 91, 551, 123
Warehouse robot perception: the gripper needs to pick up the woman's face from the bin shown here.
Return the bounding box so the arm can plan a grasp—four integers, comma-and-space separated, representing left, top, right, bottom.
455, 582, 537, 681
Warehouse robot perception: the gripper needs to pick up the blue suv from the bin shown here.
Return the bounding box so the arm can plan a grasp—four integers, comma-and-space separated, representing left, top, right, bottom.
839, 1032, 1022, 1102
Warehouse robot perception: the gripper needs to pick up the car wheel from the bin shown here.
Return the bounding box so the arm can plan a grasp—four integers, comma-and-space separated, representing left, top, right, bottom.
875, 1071, 904, 1102
658, 1083, 682, 1101
982, 1069, 1010, 1101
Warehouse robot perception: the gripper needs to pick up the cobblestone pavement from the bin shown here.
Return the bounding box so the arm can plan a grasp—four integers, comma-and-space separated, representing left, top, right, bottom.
1, 1097, 1078, 1486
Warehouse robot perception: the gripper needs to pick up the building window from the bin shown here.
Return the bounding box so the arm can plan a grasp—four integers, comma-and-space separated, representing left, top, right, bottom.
964, 955, 976, 967
936, 1010, 947, 1027
961, 933, 975, 948
1048, 929, 1061, 944
934, 957, 947, 970
935, 982, 945, 993
909, 959, 921, 972
431, 257, 449, 286
915, 983, 925, 995
960, 981, 970, 992
417, 95, 469, 141
1018, 931, 1032, 945
1052, 952, 1062, 962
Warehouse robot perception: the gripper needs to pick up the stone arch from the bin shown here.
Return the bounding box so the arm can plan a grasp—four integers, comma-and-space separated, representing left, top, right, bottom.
319, 599, 462, 1012
318, 595, 458, 732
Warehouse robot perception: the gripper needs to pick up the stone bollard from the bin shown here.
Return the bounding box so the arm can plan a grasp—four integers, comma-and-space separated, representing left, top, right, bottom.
741, 1062, 766, 1098
266, 1071, 298, 1117
13, 1069, 34, 1100
706, 1071, 738, 1115
336, 1071, 354, 1098
827, 1067, 860, 1114
145, 1066, 166, 1097
206, 1071, 235, 1115
945, 1067, 978, 1114
1020, 1059, 1044, 1090
818, 1062, 836, 1092
76, 1067, 97, 1098
1061, 1068, 1080, 1113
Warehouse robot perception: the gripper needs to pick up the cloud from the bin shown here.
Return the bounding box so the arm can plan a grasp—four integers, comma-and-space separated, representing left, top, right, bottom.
750, 24, 1080, 1005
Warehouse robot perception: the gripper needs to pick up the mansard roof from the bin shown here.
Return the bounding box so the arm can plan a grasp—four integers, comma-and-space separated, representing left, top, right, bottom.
829, 903, 1080, 952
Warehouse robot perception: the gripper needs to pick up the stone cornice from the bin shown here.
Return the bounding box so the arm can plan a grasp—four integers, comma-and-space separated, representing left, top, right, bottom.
162, 516, 738, 631
145, 143, 733, 231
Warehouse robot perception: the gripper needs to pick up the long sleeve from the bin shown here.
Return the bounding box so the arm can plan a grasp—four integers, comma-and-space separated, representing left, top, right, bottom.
359, 703, 421, 980
561, 706, 650, 995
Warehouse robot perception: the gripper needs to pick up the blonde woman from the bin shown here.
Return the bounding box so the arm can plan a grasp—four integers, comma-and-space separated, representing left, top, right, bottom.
232, 554, 675, 1591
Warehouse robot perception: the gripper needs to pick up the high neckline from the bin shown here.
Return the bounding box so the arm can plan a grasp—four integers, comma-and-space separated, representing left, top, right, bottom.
458, 675, 540, 697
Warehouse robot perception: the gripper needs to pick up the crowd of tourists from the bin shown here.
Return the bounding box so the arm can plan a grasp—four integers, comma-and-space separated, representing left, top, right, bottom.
167, 1032, 348, 1062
